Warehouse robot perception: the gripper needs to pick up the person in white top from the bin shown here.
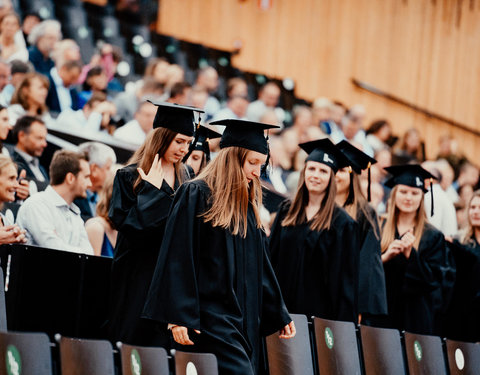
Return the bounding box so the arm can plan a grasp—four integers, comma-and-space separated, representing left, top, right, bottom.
0, 12, 28, 63
16, 150, 94, 254
114, 100, 156, 145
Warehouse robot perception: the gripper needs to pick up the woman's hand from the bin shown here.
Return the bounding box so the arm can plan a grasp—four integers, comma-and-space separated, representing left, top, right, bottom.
0, 225, 26, 244
381, 239, 403, 263
400, 230, 415, 259
137, 154, 165, 190
279, 321, 296, 339
171, 325, 201, 346
15, 169, 29, 200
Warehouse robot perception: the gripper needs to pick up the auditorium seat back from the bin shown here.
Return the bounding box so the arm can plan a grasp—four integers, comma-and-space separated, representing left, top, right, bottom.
266, 314, 314, 375
445, 339, 480, 375
404, 332, 447, 375
175, 350, 218, 375
118, 342, 169, 375
313, 317, 362, 375
0, 331, 52, 375
360, 325, 406, 375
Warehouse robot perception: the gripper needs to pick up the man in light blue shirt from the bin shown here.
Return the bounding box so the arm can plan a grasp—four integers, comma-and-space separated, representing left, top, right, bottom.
16, 150, 94, 254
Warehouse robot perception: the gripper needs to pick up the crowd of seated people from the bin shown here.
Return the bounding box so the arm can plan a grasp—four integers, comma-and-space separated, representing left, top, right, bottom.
0, 3, 478, 355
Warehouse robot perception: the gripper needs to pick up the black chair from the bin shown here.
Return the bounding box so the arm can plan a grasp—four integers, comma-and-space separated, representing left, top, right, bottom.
57, 335, 115, 375
404, 332, 447, 375
175, 350, 218, 375
359, 325, 406, 375
118, 342, 169, 375
313, 317, 362, 375
0, 267, 6, 332
0, 331, 52, 375
445, 339, 480, 375
265, 314, 314, 375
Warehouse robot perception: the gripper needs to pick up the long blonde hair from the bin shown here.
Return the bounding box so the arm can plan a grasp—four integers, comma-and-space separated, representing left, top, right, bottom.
129, 127, 187, 192
282, 164, 337, 231
11, 73, 49, 114
196, 147, 263, 237
380, 185, 427, 252
461, 190, 480, 245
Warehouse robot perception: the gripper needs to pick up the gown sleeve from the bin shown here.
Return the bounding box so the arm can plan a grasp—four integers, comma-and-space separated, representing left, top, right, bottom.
142, 181, 205, 330
268, 199, 291, 263
108, 166, 174, 241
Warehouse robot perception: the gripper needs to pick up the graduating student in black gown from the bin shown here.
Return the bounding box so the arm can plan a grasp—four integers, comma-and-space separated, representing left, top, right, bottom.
335, 140, 387, 323
380, 165, 455, 335
269, 138, 360, 323
445, 190, 480, 342
143, 119, 295, 375
184, 124, 221, 175
107, 102, 202, 346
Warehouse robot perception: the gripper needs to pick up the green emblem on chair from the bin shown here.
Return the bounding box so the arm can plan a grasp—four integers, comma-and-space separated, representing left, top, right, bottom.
324, 327, 334, 349
414, 340, 423, 362
6, 345, 21, 375
130, 349, 142, 375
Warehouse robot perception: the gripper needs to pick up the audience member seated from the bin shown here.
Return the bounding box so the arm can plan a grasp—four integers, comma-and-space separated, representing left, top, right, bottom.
113, 101, 156, 145
281, 105, 314, 147
195, 66, 220, 119
113, 77, 163, 123
211, 77, 249, 122
46, 59, 83, 114
27, 20, 61, 76
0, 60, 9, 92
338, 104, 374, 156
0, 12, 27, 62
0, 154, 26, 244
164, 63, 185, 93
16, 150, 94, 254
0, 104, 11, 156
247, 81, 285, 123
167, 81, 191, 105
10, 115, 49, 184
74, 142, 116, 222
143, 57, 169, 87
312, 97, 341, 138
21, 12, 41, 47
8, 72, 52, 125
79, 65, 109, 108
85, 173, 117, 257
0, 59, 31, 105
366, 119, 392, 153
392, 127, 425, 164
56, 92, 116, 135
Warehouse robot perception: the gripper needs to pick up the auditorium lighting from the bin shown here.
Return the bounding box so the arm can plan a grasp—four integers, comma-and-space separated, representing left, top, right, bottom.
77, 27, 89, 39
117, 61, 131, 77
256, 75, 267, 85
104, 28, 114, 38
166, 44, 176, 54
139, 43, 153, 58
132, 35, 144, 45
38, 7, 51, 19
218, 57, 229, 67
282, 78, 295, 91
198, 58, 209, 69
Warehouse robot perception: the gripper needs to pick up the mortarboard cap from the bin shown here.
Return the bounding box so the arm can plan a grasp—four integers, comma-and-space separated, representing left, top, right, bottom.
194, 125, 222, 154
148, 100, 204, 137
336, 140, 377, 174
298, 138, 350, 173
262, 183, 289, 213
210, 119, 279, 154
384, 164, 436, 192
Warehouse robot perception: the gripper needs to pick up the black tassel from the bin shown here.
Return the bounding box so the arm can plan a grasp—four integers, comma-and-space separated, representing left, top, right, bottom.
345, 167, 355, 206
205, 139, 211, 163
261, 132, 270, 176
182, 121, 201, 163
367, 161, 372, 202
430, 178, 434, 217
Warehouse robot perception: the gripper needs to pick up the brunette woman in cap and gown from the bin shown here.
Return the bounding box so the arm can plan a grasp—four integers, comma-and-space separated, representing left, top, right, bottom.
445, 190, 480, 342
269, 138, 361, 323
143, 119, 295, 375
184, 124, 221, 175
107, 102, 202, 346
335, 140, 387, 324
380, 165, 455, 335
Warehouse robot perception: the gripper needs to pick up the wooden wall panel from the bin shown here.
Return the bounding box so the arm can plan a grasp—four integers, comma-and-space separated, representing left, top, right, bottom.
157, 0, 480, 160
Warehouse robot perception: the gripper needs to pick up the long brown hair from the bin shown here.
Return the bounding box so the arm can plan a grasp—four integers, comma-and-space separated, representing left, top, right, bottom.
282, 164, 337, 231
196, 147, 263, 237
129, 127, 187, 191
461, 190, 480, 245
11, 72, 49, 115
343, 172, 379, 239
380, 185, 427, 252
96, 173, 115, 227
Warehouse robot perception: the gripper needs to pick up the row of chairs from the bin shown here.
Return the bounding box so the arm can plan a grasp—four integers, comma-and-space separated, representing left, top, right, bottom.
266, 314, 480, 375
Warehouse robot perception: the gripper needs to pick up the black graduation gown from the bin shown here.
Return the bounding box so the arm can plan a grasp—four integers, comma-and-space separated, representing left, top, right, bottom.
142, 180, 291, 375
107, 164, 178, 346
382, 224, 455, 335
269, 201, 360, 323
356, 206, 388, 318
445, 238, 480, 342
